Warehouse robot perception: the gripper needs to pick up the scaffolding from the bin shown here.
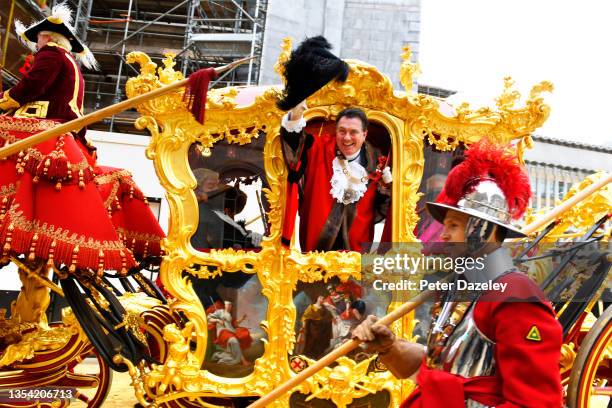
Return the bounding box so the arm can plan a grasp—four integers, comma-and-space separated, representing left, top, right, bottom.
53, 0, 269, 133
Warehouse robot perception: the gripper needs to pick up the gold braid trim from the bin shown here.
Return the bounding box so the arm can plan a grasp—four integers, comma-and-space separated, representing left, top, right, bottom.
102, 181, 120, 209
94, 169, 135, 185
0, 92, 21, 111
0, 130, 16, 144
20, 147, 91, 172
0, 117, 57, 132
0, 183, 18, 198
7, 204, 126, 250
117, 228, 162, 243
95, 169, 145, 209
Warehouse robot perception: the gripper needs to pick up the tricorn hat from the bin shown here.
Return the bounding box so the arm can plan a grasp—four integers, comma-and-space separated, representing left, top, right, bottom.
15, 2, 98, 70
276, 36, 349, 111
426, 140, 532, 238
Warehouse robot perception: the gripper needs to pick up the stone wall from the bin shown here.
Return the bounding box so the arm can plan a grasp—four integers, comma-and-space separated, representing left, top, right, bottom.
259, 0, 420, 89
340, 0, 420, 89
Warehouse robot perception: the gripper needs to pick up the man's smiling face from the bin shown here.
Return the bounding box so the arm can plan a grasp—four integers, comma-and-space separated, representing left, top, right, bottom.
336, 116, 367, 157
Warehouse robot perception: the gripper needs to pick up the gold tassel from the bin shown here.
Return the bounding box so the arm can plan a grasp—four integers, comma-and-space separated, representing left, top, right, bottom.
46, 240, 57, 267
97, 250, 105, 277
78, 169, 85, 188
43, 158, 51, 177
68, 246, 79, 274
119, 250, 127, 276
0, 196, 8, 218
2, 223, 14, 257
27, 233, 38, 261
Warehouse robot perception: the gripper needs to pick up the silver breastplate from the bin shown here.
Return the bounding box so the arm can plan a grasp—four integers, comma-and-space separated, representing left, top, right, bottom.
426, 301, 496, 378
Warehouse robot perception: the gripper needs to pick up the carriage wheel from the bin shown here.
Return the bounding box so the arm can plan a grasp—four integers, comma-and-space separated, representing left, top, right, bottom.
567, 305, 612, 408
64, 346, 113, 408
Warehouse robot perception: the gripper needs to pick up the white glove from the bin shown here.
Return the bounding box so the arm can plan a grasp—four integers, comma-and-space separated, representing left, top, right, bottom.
382, 166, 392, 184
289, 100, 308, 120
249, 231, 263, 247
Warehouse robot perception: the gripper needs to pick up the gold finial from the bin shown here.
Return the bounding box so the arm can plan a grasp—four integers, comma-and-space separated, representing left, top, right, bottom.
495, 76, 521, 110
399, 45, 421, 92
274, 37, 293, 84
158, 52, 183, 84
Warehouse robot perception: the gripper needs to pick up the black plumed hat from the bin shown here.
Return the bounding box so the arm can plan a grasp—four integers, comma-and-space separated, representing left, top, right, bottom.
14, 3, 98, 69
276, 36, 349, 111
24, 19, 84, 53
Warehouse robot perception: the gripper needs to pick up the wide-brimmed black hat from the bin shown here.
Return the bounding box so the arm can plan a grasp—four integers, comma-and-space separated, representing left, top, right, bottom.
24, 17, 84, 53
276, 36, 349, 111
15, 3, 98, 70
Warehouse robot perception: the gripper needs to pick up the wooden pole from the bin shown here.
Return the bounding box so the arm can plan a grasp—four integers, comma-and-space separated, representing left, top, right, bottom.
247, 290, 434, 408
247, 172, 612, 408
0, 56, 255, 160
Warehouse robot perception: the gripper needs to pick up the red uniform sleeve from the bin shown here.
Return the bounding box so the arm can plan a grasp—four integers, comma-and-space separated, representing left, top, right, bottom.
8, 47, 62, 104
475, 300, 563, 408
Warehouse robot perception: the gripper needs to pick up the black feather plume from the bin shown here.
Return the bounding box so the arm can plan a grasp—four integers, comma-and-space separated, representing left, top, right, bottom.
277, 36, 349, 111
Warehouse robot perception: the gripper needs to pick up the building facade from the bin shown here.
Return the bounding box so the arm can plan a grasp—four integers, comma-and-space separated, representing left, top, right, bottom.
259, 0, 421, 89
524, 136, 612, 211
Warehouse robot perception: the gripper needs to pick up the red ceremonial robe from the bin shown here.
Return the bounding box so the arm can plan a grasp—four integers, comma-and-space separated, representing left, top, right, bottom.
281, 126, 389, 252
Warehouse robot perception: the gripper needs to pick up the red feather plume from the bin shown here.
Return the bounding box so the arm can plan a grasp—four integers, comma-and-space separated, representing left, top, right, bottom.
436, 139, 531, 220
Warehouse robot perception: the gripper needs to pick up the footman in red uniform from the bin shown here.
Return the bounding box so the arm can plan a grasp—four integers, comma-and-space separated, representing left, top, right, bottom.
0, 3, 164, 273
353, 140, 563, 407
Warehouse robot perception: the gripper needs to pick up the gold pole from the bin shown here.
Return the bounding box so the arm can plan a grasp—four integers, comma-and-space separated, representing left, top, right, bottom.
0, 56, 255, 160
1, 0, 17, 92
521, 172, 611, 235
247, 172, 612, 408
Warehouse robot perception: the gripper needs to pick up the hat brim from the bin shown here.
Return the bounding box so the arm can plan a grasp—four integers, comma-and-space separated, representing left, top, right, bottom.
425, 202, 527, 238
25, 19, 84, 53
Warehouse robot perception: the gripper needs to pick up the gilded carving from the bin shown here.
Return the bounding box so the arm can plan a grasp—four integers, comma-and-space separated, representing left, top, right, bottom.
560, 342, 577, 374
274, 37, 293, 84
399, 45, 420, 92
296, 356, 400, 407
0, 306, 80, 368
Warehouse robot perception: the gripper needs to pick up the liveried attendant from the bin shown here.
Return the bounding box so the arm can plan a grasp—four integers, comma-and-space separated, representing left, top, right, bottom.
0, 3, 164, 273
353, 140, 563, 408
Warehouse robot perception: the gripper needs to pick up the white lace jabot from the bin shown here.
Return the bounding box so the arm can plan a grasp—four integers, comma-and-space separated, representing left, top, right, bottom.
330, 157, 368, 205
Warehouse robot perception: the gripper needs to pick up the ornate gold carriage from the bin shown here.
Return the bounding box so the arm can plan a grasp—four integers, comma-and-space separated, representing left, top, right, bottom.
115, 37, 612, 408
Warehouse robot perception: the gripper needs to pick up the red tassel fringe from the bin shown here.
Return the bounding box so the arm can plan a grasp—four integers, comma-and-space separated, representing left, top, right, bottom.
184, 67, 217, 124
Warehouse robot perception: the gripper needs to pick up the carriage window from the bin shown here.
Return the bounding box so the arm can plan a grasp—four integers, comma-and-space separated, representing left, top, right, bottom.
282, 118, 393, 253
189, 135, 270, 251
415, 139, 465, 242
